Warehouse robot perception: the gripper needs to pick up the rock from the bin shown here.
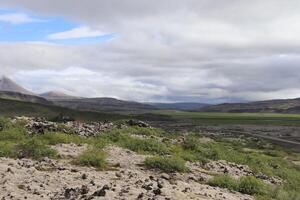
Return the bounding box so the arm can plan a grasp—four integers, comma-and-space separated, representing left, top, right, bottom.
137, 193, 144, 199
126, 119, 151, 128
115, 172, 122, 178
142, 183, 153, 191
153, 188, 162, 195
6, 168, 13, 174
81, 173, 88, 180
14, 117, 116, 137
160, 173, 170, 180
92, 185, 109, 197
80, 185, 89, 195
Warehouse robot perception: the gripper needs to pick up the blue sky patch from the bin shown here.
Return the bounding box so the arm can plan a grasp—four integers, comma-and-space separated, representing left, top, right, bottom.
0, 8, 114, 44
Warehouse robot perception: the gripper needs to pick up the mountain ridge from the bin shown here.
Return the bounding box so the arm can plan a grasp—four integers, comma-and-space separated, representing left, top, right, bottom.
199, 97, 300, 113
0, 76, 34, 95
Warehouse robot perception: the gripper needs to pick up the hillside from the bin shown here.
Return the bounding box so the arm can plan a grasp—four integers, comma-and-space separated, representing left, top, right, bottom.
0, 91, 52, 105
0, 98, 125, 121
52, 97, 156, 113
200, 98, 300, 113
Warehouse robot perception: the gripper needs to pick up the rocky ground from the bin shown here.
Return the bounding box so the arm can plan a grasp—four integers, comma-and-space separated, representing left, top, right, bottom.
0, 144, 254, 200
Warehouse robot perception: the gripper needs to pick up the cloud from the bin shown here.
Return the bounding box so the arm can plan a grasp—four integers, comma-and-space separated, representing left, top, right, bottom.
12, 66, 168, 101
47, 26, 107, 40
1, 1, 300, 102
0, 13, 41, 24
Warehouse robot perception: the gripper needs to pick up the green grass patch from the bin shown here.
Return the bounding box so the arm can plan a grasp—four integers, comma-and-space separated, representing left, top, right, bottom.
37, 132, 85, 145
208, 175, 270, 196
145, 156, 188, 173
0, 141, 17, 157
74, 148, 107, 169
97, 128, 170, 155
153, 110, 300, 126
16, 138, 58, 160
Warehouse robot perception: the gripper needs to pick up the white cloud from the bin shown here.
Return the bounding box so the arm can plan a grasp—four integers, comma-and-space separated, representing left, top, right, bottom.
1, 1, 300, 102
0, 13, 41, 24
12, 67, 168, 101
47, 26, 107, 40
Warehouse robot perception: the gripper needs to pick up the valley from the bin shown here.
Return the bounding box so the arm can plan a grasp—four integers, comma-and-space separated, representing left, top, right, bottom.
0, 76, 299, 200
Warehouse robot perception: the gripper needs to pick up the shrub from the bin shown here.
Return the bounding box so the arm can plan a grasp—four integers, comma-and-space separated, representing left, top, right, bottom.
121, 137, 169, 155
208, 175, 238, 191
145, 156, 188, 173
74, 149, 107, 169
208, 175, 270, 196
182, 136, 200, 151
238, 176, 269, 195
16, 138, 57, 160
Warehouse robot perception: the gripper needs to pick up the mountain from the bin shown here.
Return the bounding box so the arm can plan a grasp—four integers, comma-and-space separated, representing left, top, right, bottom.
199, 98, 300, 113
150, 102, 209, 111
52, 97, 156, 113
0, 76, 34, 95
40, 91, 78, 100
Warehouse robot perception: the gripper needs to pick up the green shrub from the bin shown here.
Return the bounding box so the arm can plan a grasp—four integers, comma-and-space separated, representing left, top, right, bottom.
182, 136, 200, 151
74, 149, 107, 169
238, 176, 269, 195
208, 175, 238, 191
16, 138, 57, 160
171, 145, 209, 165
121, 137, 169, 155
145, 156, 188, 173
208, 175, 270, 196
269, 187, 300, 200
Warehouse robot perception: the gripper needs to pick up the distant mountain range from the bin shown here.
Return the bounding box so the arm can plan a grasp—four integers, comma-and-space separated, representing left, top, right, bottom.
0, 76, 155, 112
53, 98, 156, 113
2, 76, 300, 113
199, 98, 300, 113
149, 102, 208, 111
40, 91, 78, 100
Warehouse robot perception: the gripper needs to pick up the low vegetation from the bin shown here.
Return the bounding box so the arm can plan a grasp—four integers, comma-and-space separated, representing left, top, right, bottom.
16, 138, 58, 159
208, 175, 270, 196
0, 117, 299, 199
145, 156, 188, 173
74, 148, 107, 169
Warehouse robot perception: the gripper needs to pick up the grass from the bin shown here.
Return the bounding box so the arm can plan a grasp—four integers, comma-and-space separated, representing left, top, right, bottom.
96, 128, 170, 155
37, 132, 85, 145
153, 110, 300, 126
16, 138, 58, 159
145, 156, 188, 173
74, 148, 107, 169
208, 175, 270, 196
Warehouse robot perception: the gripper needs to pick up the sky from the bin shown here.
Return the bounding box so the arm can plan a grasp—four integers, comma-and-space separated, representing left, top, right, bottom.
0, 0, 300, 103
